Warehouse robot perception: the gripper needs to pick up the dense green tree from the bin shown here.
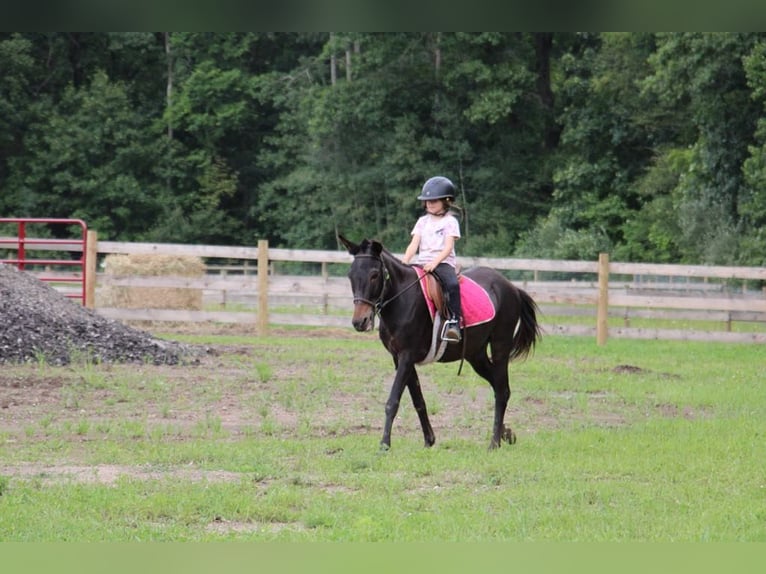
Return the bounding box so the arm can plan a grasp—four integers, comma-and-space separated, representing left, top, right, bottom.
518, 32, 766, 266
1, 32, 766, 266
6, 71, 161, 239
147, 32, 326, 244
0, 34, 35, 213
741, 38, 766, 266
642, 33, 761, 264
517, 33, 657, 260
258, 33, 557, 254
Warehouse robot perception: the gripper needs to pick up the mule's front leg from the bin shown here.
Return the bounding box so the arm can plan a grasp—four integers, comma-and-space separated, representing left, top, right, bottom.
407, 372, 435, 447
381, 359, 417, 450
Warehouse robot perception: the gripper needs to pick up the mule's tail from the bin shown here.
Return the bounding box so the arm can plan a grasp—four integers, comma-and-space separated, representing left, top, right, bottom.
509, 287, 542, 361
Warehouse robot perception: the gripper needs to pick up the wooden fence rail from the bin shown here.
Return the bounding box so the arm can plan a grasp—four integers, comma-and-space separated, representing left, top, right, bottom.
2, 234, 765, 344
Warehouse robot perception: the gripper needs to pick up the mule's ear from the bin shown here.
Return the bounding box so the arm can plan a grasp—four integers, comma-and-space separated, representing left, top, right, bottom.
337, 234, 359, 255
370, 240, 383, 257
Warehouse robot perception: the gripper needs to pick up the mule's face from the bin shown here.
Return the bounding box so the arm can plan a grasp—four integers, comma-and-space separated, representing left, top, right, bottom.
347, 252, 386, 332
339, 236, 386, 332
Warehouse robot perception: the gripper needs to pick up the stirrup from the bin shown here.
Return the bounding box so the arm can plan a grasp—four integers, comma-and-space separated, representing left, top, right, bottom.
442, 319, 461, 343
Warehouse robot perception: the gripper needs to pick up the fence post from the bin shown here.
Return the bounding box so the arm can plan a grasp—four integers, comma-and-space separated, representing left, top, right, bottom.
258, 239, 269, 335
85, 229, 98, 308
597, 252, 610, 345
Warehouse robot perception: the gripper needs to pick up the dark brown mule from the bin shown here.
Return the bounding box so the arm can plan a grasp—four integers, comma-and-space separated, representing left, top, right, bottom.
339, 235, 542, 450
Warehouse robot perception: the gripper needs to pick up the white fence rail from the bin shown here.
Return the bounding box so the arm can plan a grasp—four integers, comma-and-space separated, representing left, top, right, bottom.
3, 234, 765, 344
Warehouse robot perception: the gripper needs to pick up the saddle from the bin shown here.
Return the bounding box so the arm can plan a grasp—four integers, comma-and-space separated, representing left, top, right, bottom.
414, 266, 496, 367
414, 267, 496, 328
422, 268, 455, 319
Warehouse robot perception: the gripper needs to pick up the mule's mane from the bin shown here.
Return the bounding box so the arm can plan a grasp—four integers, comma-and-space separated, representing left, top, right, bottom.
379, 244, 399, 261
356, 238, 385, 257
360, 239, 409, 271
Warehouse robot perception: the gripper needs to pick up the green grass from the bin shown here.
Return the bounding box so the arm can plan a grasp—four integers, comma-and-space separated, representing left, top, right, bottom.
0, 331, 764, 541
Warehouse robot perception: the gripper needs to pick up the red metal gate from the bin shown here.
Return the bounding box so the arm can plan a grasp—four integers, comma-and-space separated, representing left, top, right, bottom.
0, 218, 89, 304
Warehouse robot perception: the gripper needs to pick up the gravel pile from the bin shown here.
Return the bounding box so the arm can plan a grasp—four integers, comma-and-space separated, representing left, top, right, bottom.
0, 264, 197, 365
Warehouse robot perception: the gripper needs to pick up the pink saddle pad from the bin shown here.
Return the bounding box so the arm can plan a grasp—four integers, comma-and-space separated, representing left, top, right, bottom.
416, 268, 496, 327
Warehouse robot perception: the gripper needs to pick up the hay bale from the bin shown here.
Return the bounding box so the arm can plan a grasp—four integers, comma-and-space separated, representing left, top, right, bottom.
98, 254, 206, 310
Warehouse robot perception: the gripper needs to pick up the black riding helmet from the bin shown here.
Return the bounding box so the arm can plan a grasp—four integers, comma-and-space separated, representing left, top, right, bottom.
417, 176, 456, 201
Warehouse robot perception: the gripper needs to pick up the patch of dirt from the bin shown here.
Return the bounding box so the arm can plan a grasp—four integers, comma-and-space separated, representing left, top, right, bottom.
0, 264, 199, 365
206, 517, 305, 535
4, 463, 244, 486
612, 364, 645, 374
610, 364, 680, 379
654, 403, 709, 420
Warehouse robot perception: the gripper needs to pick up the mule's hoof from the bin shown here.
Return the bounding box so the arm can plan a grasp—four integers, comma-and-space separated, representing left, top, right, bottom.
379, 442, 390, 452
502, 426, 517, 445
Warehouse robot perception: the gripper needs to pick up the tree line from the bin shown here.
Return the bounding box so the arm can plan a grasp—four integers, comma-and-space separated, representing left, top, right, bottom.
1, 32, 766, 266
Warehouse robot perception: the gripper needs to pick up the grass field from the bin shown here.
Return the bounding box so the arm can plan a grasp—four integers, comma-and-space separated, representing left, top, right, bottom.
0, 326, 764, 541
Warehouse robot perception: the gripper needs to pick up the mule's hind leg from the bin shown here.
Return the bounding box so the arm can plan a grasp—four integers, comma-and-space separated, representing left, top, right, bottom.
468, 351, 514, 449
489, 359, 515, 448
407, 371, 436, 447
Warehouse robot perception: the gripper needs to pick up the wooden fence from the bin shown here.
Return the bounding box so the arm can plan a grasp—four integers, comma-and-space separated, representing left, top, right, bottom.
3, 233, 766, 344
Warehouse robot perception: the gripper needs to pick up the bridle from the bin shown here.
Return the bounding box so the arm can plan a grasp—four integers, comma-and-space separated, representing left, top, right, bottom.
351, 254, 387, 311
351, 253, 423, 316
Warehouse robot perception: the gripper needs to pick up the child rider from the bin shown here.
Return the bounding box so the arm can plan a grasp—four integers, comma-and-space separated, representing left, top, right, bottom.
402, 176, 463, 342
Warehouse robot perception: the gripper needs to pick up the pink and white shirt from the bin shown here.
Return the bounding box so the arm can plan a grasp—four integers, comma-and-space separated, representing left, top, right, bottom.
411, 213, 461, 268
